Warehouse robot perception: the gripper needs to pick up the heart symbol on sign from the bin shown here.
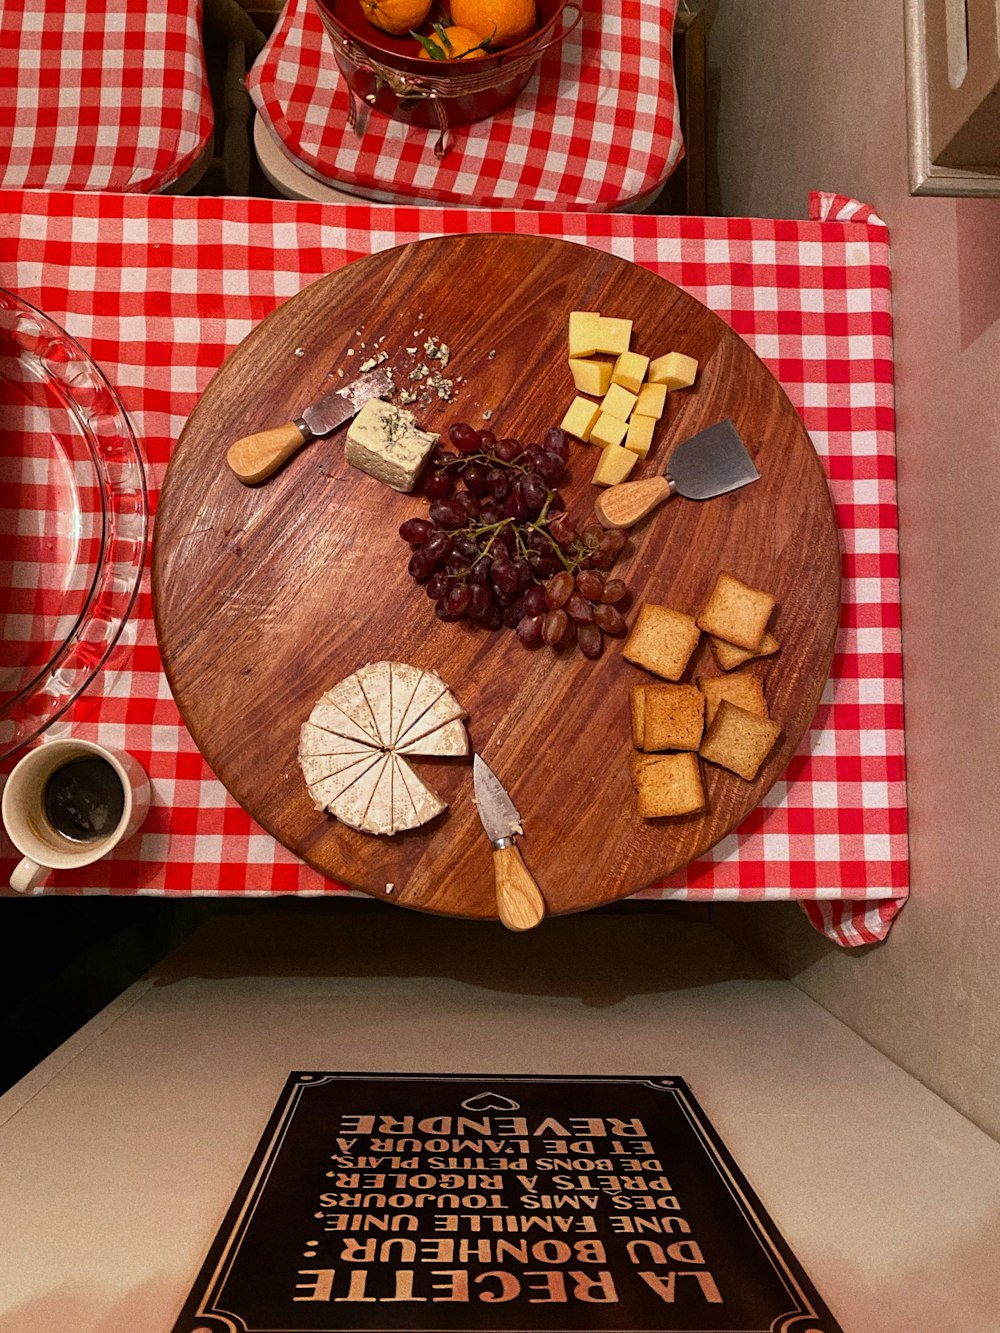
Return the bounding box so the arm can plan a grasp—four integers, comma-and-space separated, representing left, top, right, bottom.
461, 1092, 521, 1112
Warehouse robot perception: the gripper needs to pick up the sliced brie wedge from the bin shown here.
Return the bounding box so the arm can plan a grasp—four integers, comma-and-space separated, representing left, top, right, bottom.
299, 724, 374, 760
323, 676, 381, 744
398, 716, 468, 758
355, 660, 393, 748
388, 754, 419, 833
309, 699, 378, 748
393, 669, 448, 745
307, 753, 381, 812
388, 661, 423, 744
396, 690, 467, 750
394, 754, 447, 827
330, 753, 389, 830
359, 754, 395, 835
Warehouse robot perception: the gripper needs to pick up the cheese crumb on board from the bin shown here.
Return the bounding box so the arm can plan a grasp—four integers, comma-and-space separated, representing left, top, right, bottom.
345, 398, 439, 493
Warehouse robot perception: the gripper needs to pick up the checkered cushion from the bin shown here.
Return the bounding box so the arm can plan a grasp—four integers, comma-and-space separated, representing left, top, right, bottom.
247, 0, 683, 208
0, 0, 214, 191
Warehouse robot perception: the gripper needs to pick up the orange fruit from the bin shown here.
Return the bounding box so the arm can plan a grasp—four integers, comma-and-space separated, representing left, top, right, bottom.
416, 24, 488, 58
449, 0, 536, 47
361, 0, 432, 36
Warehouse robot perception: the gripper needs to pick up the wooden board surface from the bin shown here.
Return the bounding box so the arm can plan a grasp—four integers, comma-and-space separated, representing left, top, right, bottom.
152, 235, 840, 920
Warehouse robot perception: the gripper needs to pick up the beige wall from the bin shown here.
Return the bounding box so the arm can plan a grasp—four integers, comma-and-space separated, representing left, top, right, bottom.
704, 0, 1000, 1140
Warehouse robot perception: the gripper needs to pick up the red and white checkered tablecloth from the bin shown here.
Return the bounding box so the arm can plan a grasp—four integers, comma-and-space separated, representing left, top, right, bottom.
247, 0, 683, 209
0, 0, 213, 192
0, 188, 907, 948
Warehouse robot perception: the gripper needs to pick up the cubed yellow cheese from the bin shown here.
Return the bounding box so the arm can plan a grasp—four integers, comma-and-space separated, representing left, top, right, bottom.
560, 395, 601, 442
592, 443, 639, 486
594, 316, 633, 356
600, 383, 638, 422
590, 412, 629, 450
648, 351, 698, 390
568, 311, 601, 358
624, 415, 656, 458
611, 351, 650, 395
634, 382, 667, 419
568, 357, 613, 397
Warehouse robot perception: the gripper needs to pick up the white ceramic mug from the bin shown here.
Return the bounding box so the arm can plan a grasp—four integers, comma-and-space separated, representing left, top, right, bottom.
2, 739, 150, 893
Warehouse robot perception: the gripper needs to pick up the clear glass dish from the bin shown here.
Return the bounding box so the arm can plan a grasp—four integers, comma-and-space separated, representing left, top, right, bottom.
0, 290, 147, 761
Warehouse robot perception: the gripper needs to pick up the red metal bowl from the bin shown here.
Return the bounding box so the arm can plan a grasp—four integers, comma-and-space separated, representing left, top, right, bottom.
314, 0, 579, 129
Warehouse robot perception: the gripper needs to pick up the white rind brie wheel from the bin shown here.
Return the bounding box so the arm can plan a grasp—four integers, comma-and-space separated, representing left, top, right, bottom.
298, 661, 467, 836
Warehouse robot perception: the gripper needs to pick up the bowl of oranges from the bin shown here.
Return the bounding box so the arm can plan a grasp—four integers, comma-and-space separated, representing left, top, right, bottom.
314, 0, 580, 130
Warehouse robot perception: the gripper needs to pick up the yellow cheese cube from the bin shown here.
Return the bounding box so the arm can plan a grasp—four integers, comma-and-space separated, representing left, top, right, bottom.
648, 351, 698, 390
590, 412, 629, 450
568, 311, 601, 359
611, 351, 650, 395
592, 443, 639, 486
600, 383, 638, 422
568, 357, 613, 397
625, 415, 656, 458
594, 316, 632, 356
560, 395, 601, 442
634, 382, 667, 420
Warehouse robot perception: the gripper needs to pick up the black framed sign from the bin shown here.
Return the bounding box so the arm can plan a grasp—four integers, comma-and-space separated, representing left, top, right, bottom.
172, 1073, 842, 1333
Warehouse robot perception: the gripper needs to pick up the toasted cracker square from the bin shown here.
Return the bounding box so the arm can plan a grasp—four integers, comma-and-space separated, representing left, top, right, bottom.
623, 603, 701, 681
629, 751, 705, 818
699, 699, 781, 782
638, 683, 705, 752
698, 672, 768, 727
710, 631, 780, 671
697, 573, 776, 651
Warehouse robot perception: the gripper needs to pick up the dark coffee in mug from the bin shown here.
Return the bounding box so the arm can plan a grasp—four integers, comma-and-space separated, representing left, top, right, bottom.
43, 756, 126, 843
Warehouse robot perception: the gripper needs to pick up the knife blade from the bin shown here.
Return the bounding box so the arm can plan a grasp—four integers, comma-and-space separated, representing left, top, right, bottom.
473, 754, 545, 932
594, 418, 760, 529
226, 366, 393, 485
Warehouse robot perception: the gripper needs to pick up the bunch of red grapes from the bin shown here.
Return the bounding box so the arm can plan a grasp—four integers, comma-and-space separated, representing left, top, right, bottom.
398, 423, 630, 659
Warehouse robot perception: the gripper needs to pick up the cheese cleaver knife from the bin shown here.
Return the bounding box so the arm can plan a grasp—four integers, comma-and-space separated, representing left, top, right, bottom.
595, 418, 760, 529
226, 366, 393, 485
473, 754, 546, 932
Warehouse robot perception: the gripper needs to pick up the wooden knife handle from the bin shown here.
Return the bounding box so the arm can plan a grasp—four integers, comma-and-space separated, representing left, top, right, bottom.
492, 843, 546, 931
594, 474, 674, 529
227, 421, 309, 485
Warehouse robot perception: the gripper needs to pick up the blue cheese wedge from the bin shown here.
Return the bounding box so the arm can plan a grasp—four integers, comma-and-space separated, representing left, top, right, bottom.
345, 398, 439, 493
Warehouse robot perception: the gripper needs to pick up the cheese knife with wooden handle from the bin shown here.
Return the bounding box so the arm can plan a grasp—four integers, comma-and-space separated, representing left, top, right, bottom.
226, 366, 393, 484
473, 754, 545, 932
595, 418, 760, 528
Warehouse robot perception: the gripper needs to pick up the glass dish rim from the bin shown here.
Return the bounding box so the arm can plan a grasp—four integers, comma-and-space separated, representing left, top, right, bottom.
0, 288, 149, 761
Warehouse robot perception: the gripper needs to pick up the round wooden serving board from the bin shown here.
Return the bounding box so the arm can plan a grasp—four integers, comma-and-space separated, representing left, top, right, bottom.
153, 235, 840, 921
